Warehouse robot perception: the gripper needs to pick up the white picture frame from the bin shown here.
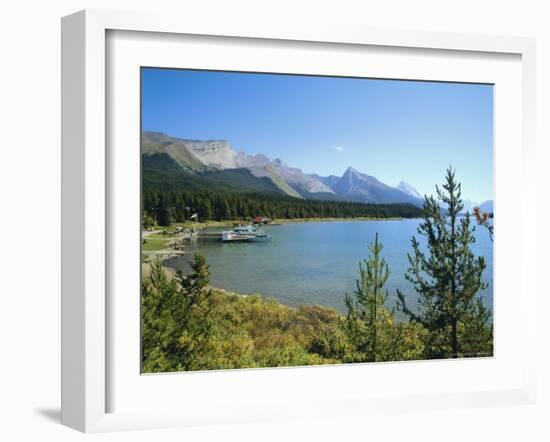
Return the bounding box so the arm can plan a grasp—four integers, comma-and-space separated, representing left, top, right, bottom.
61, 9, 537, 433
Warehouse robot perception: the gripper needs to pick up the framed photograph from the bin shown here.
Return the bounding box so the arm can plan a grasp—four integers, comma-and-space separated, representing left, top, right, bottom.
61, 9, 537, 432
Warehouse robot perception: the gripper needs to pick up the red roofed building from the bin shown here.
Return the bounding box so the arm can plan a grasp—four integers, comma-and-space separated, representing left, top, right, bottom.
252, 216, 271, 225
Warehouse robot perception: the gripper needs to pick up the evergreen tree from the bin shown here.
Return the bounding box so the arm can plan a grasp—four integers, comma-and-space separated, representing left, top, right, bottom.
173, 254, 214, 370
141, 211, 156, 230
344, 233, 396, 362
156, 194, 172, 226
473, 206, 494, 242
397, 168, 491, 359
141, 254, 214, 372
223, 199, 233, 220
202, 199, 213, 221
141, 258, 180, 372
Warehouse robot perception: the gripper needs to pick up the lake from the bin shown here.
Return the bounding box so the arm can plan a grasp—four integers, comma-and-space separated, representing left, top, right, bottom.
165, 219, 493, 317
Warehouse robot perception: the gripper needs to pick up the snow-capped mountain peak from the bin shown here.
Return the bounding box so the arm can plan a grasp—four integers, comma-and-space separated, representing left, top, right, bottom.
397, 181, 423, 199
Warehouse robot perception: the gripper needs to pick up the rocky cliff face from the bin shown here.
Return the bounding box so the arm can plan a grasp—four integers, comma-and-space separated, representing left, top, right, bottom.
180, 139, 240, 169
176, 139, 333, 195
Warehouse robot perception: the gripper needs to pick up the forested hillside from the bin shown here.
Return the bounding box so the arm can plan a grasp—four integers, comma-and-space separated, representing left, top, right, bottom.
142, 189, 422, 226
142, 153, 423, 225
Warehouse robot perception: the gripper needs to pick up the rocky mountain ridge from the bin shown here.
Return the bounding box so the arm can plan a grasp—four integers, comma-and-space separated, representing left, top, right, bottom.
142, 131, 492, 209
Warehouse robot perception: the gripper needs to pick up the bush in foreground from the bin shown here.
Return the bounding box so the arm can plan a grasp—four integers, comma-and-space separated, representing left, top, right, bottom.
142, 256, 426, 372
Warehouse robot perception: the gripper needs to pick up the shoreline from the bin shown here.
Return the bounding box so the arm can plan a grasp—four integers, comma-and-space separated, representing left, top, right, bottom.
140, 216, 413, 318
142, 256, 337, 313
141, 216, 411, 255
147, 215, 409, 235
143, 214, 482, 237
144, 266, 491, 326
142, 259, 345, 317
272, 216, 404, 225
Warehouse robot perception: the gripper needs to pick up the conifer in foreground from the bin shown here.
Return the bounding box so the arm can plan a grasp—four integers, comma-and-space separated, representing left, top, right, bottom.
345, 233, 397, 362
397, 167, 492, 359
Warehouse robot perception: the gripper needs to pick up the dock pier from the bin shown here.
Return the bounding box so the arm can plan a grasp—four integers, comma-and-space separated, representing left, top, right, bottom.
197, 231, 223, 240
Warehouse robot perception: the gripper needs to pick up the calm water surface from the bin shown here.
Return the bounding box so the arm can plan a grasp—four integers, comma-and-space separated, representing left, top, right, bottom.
165, 219, 493, 316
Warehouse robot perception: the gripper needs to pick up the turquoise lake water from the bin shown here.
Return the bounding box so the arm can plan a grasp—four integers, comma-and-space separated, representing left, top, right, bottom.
165, 219, 493, 316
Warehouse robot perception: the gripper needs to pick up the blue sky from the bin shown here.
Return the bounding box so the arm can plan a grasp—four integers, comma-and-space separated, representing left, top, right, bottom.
141, 68, 493, 202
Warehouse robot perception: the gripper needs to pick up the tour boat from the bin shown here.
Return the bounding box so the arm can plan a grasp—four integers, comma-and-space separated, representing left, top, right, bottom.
221, 225, 272, 242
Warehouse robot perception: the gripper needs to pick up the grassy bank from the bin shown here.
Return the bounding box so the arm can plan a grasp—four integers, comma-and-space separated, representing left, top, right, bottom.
142, 230, 186, 255
142, 236, 171, 252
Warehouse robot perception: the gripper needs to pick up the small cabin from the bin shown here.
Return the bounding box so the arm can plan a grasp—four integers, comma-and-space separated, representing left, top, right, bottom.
252, 216, 271, 225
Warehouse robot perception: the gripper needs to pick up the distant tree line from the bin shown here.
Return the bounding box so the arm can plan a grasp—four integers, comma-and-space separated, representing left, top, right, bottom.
142, 190, 422, 227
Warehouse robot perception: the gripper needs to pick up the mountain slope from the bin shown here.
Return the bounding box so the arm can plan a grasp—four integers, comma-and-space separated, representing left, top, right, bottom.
325, 167, 424, 206
142, 153, 284, 194
176, 139, 240, 169
269, 159, 334, 196
262, 164, 303, 198
141, 132, 207, 172
397, 181, 423, 199
311, 174, 341, 191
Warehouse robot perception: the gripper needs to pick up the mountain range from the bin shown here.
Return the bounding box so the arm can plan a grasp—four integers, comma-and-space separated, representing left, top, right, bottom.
142, 131, 493, 211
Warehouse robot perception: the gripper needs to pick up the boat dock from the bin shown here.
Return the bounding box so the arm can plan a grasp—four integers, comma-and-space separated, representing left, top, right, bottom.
197, 225, 272, 243
197, 231, 224, 240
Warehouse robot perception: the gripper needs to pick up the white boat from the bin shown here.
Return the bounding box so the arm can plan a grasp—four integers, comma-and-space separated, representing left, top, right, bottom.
221, 225, 272, 242
248, 230, 272, 242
